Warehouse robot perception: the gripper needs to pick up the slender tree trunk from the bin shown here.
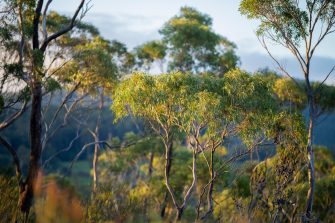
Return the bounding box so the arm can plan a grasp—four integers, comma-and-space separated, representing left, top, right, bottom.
305, 95, 315, 220
176, 207, 184, 221
160, 140, 173, 218
93, 91, 104, 193
160, 193, 169, 218
148, 151, 154, 177
92, 144, 99, 192
176, 149, 197, 221
206, 149, 215, 214
18, 82, 43, 215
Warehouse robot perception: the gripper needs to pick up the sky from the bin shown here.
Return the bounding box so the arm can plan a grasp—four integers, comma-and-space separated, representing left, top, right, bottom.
50, 0, 335, 83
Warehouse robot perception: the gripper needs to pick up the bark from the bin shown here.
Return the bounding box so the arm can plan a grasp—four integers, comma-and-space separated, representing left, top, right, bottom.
13, 0, 86, 218
93, 91, 104, 193
202, 148, 215, 220
92, 143, 99, 192
160, 141, 173, 218
176, 207, 184, 221
19, 83, 43, 214
304, 95, 315, 220
162, 136, 197, 222
176, 150, 197, 221
148, 151, 154, 177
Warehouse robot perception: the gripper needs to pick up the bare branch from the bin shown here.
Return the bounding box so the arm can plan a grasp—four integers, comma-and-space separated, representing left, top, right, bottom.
0, 100, 28, 131
180, 150, 197, 209
259, 37, 304, 91
42, 0, 53, 41
68, 138, 149, 171
17, 2, 25, 67
42, 127, 82, 168
40, 0, 87, 51
43, 93, 88, 146
315, 65, 335, 93
0, 136, 22, 183
33, 0, 44, 49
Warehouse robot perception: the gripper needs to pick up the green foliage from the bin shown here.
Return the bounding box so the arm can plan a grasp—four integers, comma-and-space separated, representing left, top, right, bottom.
109, 40, 136, 74
314, 83, 335, 114
111, 70, 279, 221
273, 78, 307, 110
54, 36, 118, 95
314, 146, 335, 178
88, 184, 146, 223
46, 11, 99, 48
246, 111, 308, 222
160, 6, 239, 74
91, 136, 167, 222
135, 40, 167, 71
240, 0, 309, 44
313, 175, 335, 222
0, 173, 18, 223
214, 188, 250, 222
112, 70, 276, 146
45, 78, 61, 92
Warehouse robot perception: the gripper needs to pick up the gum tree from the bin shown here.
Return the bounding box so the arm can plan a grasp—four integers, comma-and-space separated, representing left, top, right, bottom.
160, 6, 239, 75
135, 40, 167, 72
112, 70, 276, 221
112, 73, 202, 220
52, 36, 118, 193
196, 70, 277, 220
0, 0, 90, 218
240, 0, 335, 220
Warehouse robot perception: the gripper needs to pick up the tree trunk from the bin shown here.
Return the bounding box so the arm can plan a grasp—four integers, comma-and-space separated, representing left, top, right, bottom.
93, 91, 104, 193
18, 82, 43, 214
176, 207, 184, 222
305, 95, 315, 220
160, 193, 169, 218
92, 144, 99, 192
148, 151, 154, 177
206, 148, 215, 216
160, 140, 173, 218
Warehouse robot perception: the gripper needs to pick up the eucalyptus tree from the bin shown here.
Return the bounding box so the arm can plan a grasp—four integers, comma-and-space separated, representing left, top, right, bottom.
251, 70, 335, 222
193, 70, 277, 220
0, 0, 91, 218
112, 72, 201, 220
160, 6, 239, 75
240, 1, 335, 219
134, 40, 167, 73
112, 70, 276, 221
109, 40, 136, 74
51, 36, 118, 193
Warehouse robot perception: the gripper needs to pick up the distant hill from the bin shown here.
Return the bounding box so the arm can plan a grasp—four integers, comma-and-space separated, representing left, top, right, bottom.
0, 107, 334, 172
314, 112, 335, 153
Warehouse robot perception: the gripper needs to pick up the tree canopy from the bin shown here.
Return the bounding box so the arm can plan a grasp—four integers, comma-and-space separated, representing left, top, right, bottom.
160, 6, 239, 75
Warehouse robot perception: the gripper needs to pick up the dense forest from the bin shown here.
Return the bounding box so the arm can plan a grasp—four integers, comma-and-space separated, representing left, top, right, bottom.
1, 1, 335, 223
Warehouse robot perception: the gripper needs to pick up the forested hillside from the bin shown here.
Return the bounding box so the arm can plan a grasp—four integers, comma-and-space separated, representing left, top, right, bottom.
1, 106, 334, 170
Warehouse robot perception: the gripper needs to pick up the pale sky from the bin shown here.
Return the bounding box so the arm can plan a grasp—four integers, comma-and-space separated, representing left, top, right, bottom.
50, 0, 335, 82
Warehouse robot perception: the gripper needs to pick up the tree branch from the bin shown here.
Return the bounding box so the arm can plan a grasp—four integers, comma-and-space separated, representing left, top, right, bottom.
40, 0, 88, 51
315, 65, 335, 93
259, 37, 304, 91
0, 136, 22, 183
33, 0, 44, 49
42, 0, 53, 41
0, 100, 28, 131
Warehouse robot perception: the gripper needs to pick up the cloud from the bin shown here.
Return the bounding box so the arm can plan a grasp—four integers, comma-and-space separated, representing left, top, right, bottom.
83, 13, 162, 49
76, 13, 335, 84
